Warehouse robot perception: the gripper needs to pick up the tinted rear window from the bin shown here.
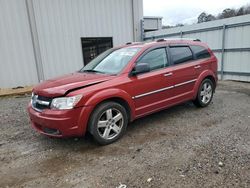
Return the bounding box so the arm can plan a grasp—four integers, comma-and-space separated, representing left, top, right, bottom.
190, 45, 211, 59
169, 46, 193, 65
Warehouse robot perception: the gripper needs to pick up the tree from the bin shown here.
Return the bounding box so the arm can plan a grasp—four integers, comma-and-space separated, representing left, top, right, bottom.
197, 12, 216, 23
244, 5, 250, 14
198, 12, 208, 23
206, 14, 216, 21
162, 25, 173, 29
237, 7, 244, 16
175, 23, 184, 27
218, 8, 236, 19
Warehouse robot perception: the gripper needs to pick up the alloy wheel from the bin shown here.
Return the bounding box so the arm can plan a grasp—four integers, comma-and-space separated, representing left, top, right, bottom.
97, 108, 124, 140
200, 82, 213, 104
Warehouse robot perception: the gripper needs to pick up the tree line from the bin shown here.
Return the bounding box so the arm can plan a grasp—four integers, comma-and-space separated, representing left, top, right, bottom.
162, 4, 250, 29
198, 4, 250, 23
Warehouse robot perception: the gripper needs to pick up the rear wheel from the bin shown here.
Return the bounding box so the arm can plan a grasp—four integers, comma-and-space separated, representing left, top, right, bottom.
193, 79, 214, 107
88, 102, 128, 145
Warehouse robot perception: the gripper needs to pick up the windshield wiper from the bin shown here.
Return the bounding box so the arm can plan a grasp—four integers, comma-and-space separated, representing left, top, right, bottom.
82, 69, 105, 74
81, 69, 116, 76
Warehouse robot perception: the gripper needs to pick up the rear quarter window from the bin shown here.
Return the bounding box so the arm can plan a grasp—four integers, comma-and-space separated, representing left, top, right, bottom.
190, 45, 211, 59
169, 46, 193, 65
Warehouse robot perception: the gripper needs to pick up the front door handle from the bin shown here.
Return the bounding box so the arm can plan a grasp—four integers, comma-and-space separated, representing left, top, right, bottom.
164, 72, 173, 77
194, 65, 201, 69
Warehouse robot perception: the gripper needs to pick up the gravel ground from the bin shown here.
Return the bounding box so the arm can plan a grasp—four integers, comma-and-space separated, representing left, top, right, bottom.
0, 81, 250, 188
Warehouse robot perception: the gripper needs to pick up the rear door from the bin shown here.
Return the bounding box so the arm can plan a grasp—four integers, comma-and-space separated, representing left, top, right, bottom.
189, 45, 212, 75
168, 45, 200, 101
129, 47, 174, 116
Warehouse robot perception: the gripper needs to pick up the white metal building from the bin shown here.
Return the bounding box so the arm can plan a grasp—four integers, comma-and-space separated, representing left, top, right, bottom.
143, 16, 163, 32
0, 0, 143, 88
144, 15, 250, 82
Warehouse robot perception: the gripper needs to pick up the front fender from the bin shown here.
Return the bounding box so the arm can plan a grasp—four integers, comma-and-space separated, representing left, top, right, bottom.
84, 88, 136, 121
193, 70, 217, 100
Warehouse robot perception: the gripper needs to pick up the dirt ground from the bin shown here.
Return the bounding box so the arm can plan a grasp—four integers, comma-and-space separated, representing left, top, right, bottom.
0, 86, 32, 97
0, 81, 250, 188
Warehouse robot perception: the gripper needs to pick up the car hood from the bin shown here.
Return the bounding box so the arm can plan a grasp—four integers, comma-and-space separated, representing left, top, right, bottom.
33, 72, 114, 97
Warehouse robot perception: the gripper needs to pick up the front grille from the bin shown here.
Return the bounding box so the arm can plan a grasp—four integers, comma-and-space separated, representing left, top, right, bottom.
37, 95, 52, 101
34, 103, 50, 110
32, 94, 52, 111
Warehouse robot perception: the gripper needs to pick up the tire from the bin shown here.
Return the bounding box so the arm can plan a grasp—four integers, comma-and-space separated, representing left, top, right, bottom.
88, 101, 128, 145
193, 78, 214, 107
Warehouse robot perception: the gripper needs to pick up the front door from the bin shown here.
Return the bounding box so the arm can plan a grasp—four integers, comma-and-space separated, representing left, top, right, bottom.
129, 47, 173, 117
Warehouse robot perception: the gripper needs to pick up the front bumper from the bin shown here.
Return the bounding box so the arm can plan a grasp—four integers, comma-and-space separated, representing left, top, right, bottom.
27, 103, 93, 137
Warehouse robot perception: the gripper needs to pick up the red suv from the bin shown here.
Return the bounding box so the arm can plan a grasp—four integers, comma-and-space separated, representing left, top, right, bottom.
28, 39, 217, 145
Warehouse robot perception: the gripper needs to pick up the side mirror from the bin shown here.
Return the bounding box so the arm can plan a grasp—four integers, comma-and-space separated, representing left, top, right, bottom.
131, 63, 150, 76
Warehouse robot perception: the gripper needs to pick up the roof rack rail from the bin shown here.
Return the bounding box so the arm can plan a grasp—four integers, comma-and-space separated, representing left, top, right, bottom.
193, 39, 201, 42
156, 38, 201, 42
156, 38, 166, 42
125, 42, 144, 45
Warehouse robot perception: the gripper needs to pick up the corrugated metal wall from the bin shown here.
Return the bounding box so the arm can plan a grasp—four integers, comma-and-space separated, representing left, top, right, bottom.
145, 15, 250, 82
0, 0, 143, 88
33, 0, 136, 80
0, 0, 39, 88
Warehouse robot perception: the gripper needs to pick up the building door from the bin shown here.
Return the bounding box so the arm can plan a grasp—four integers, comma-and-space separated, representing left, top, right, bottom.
81, 37, 113, 65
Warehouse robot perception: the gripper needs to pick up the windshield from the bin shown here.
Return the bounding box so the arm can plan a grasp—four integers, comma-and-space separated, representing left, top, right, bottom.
80, 47, 141, 74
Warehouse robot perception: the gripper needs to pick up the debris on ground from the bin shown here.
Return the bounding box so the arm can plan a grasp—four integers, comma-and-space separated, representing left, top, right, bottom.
147, 178, 152, 183
116, 183, 127, 188
218, 161, 224, 167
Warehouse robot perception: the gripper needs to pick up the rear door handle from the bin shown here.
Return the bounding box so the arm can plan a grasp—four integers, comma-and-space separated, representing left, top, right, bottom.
164, 72, 173, 77
194, 65, 201, 69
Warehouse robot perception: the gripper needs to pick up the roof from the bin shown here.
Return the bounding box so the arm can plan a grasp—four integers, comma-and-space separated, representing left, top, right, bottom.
143, 16, 163, 19
121, 38, 207, 49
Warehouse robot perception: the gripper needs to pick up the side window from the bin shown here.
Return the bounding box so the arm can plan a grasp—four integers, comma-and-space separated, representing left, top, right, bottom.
190, 45, 211, 59
169, 46, 193, 65
137, 48, 168, 71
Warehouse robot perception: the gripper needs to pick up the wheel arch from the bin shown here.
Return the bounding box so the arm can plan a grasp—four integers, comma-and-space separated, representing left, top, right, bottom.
84, 88, 135, 122
193, 70, 217, 99
204, 75, 216, 90
93, 97, 133, 122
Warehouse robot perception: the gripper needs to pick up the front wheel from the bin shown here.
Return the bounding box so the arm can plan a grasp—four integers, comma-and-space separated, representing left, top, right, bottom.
193, 79, 214, 107
88, 102, 128, 145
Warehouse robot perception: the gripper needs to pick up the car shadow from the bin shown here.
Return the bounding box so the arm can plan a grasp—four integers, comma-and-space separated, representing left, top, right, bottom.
33, 101, 198, 152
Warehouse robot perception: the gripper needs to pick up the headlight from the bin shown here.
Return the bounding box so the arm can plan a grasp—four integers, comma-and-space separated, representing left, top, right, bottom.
31, 92, 37, 104
51, 95, 82, 110
31, 92, 34, 103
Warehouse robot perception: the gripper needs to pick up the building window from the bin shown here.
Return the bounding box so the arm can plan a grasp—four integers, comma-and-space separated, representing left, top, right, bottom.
81, 37, 113, 65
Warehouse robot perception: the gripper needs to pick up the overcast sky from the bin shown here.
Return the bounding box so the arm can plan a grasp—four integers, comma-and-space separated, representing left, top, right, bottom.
144, 0, 250, 25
